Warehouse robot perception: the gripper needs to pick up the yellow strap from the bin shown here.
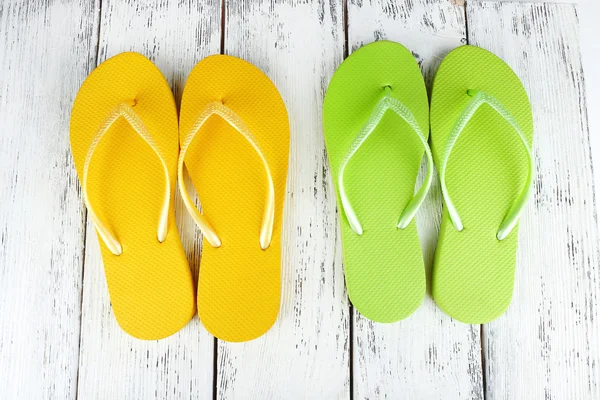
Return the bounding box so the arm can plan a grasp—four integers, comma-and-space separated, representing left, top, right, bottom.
178, 101, 275, 250
83, 102, 171, 255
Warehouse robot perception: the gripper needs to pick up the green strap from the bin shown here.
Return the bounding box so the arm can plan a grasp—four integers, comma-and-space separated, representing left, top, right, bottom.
439, 89, 534, 240
338, 86, 434, 235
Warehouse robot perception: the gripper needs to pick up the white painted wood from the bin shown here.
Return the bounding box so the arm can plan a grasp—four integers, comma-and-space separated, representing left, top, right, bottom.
215, 1, 350, 398
1, 1, 598, 399
0, 1, 96, 398
76, 1, 219, 398
580, 0, 600, 219
467, 3, 600, 399
472, 1, 579, 4
348, 1, 484, 399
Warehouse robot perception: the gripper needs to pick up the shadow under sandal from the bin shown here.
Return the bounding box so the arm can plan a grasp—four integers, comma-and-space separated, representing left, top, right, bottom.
70, 52, 196, 340
430, 45, 534, 323
179, 55, 290, 342
323, 41, 432, 322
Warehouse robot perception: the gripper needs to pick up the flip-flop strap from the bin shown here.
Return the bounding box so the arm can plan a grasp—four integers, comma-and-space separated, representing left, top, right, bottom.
83, 102, 171, 256
440, 89, 534, 240
178, 101, 275, 250
339, 86, 434, 235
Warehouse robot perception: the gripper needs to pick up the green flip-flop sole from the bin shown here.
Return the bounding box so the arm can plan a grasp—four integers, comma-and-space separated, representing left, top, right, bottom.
323, 41, 429, 322
430, 45, 534, 323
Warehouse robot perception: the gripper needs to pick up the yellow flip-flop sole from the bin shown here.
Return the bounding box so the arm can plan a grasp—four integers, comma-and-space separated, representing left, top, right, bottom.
70, 52, 196, 340
180, 55, 289, 342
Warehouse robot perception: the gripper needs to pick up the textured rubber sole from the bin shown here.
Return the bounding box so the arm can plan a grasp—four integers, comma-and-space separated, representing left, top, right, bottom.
323, 41, 429, 322
180, 55, 289, 342
430, 45, 534, 324
70, 53, 195, 340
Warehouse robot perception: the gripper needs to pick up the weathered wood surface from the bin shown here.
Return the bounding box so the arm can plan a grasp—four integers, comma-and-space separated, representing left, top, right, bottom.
0, 0, 598, 399
215, 1, 351, 398
476, 0, 579, 3
0, 1, 96, 398
348, 1, 484, 399
76, 1, 220, 399
468, 2, 600, 399
581, 0, 600, 207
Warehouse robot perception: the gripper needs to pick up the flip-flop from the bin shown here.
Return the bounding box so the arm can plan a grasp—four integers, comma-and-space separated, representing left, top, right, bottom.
70, 52, 196, 339
322, 41, 432, 322
179, 55, 289, 342
430, 45, 534, 323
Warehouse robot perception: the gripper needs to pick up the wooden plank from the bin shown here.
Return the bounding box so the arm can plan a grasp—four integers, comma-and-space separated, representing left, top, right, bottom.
467, 2, 600, 399
472, 0, 579, 4
347, 1, 485, 399
76, 1, 220, 399
0, 1, 98, 398
215, 1, 350, 398
581, 0, 600, 205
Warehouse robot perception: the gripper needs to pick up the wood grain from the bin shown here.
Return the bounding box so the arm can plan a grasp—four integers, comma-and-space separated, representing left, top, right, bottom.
0, 0, 598, 399
347, 1, 485, 399
215, 0, 350, 398
472, 0, 579, 4
0, 1, 98, 398
581, 0, 600, 208
76, 1, 220, 398
467, 2, 600, 399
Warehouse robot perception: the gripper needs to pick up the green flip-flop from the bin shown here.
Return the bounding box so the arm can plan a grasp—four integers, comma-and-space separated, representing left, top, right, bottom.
323, 41, 432, 322
430, 45, 534, 323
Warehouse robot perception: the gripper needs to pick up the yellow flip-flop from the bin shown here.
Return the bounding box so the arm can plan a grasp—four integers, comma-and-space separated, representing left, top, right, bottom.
179, 55, 289, 342
70, 52, 196, 340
